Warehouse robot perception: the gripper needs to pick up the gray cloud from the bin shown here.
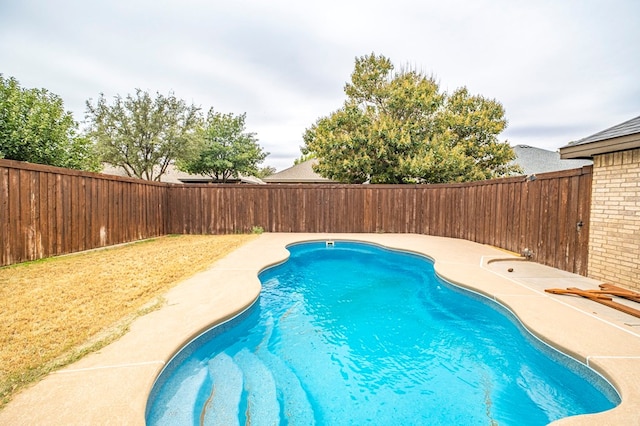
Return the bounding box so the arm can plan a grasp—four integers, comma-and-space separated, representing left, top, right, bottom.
1, 0, 639, 171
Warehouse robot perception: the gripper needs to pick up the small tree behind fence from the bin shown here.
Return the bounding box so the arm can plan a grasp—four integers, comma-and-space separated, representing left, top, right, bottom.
1, 159, 592, 275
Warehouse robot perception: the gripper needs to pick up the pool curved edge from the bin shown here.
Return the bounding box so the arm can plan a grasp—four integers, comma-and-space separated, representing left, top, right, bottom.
142, 233, 640, 426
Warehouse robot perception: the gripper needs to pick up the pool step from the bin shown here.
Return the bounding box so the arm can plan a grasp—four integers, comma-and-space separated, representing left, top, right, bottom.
255, 313, 315, 424
201, 352, 243, 425
234, 349, 280, 426
257, 349, 316, 425
200, 315, 315, 425
153, 359, 208, 425
276, 306, 351, 424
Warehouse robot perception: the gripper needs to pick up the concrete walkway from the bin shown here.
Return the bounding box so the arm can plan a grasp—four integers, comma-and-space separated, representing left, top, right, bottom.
2, 233, 640, 425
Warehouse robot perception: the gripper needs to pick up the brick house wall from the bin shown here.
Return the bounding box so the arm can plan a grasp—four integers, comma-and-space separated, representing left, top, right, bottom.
588, 148, 640, 290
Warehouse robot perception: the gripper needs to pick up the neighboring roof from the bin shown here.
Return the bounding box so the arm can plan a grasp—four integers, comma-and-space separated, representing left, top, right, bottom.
101, 164, 265, 184
510, 145, 592, 176
560, 115, 640, 159
262, 159, 334, 183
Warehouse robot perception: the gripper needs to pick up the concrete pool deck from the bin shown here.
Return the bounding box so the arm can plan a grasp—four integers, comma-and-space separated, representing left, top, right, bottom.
2, 233, 640, 425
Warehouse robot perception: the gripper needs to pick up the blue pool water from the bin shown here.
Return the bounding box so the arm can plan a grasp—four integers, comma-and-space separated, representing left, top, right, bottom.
146, 241, 619, 425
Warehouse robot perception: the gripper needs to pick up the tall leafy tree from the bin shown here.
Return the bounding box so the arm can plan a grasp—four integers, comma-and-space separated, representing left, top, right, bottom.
302, 53, 520, 183
178, 110, 268, 182
85, 89, 202, 181
0, 74, 99, 171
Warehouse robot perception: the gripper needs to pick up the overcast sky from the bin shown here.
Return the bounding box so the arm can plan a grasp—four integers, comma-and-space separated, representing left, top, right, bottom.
1, 0, 639, 171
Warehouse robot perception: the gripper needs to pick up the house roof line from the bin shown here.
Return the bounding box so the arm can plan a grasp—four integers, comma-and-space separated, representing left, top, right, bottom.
262, 159, 334, 183
560, 115, 640, 159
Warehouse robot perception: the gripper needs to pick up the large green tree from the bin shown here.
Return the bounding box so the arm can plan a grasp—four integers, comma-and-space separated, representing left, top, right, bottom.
0, 75, 99, 171
178, 110, 268, 182
302, 54, 519, 183
85, 89, 202, 181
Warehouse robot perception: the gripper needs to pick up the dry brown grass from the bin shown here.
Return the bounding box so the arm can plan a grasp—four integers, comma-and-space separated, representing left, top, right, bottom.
0, 234, 257, 408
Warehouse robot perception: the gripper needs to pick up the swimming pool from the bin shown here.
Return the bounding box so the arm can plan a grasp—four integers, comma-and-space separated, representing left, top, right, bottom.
146, 241, 619, 424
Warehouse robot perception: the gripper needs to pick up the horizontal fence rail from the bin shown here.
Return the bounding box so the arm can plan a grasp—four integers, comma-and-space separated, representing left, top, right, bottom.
1, 159, 592, 275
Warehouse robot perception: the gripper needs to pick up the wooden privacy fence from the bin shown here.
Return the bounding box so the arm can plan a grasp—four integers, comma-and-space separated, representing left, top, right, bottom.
1, 158, 592, 275
0, 159, 168, 266
168, 167, 592, 275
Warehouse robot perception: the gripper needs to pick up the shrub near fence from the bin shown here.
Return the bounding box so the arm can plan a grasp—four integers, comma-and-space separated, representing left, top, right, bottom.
1, 159, 592, 275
